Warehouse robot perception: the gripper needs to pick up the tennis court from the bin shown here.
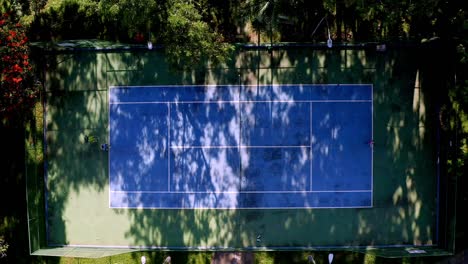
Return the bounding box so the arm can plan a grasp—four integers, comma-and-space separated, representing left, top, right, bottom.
109, 84, 373, 209
26, 44, 446, 255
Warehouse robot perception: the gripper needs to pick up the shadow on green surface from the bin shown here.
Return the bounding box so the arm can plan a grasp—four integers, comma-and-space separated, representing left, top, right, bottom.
1, 102, 47, 263
0, 121, 30, 263
29, 42, 457, 263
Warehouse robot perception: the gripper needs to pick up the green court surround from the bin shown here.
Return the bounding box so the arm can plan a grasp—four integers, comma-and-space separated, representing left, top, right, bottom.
25, 40, 454, 258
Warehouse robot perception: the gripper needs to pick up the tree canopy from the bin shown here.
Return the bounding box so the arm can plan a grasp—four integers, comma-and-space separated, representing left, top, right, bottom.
0, 0, 466, 121
163, 0, 233, 69
1, 0, 464, 67
0, 0, 466, 116
0, 0, 464, 43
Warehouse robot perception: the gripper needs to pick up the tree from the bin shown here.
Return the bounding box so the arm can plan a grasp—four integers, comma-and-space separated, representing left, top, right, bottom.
163, 0, 233, 70
98, 0, 158, 41
239, 0, 282, 44
0, 236, 7, 258
0, 11, 38, 121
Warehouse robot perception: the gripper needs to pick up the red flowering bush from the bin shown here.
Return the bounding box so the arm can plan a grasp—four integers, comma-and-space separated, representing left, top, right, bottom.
1, 12, 38, 119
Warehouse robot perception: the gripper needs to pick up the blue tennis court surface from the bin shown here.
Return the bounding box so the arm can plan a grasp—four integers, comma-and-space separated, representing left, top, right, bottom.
109, 84, 373, 209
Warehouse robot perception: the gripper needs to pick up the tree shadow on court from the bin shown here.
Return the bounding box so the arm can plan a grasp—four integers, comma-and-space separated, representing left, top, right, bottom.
237, 46, 440, 250
115, 47, 442, 263
38, 44, 445, 263
348, 45, 445, 249
38, 50, 109, 249
116, 48, 360, 249
110, 48, 320, 250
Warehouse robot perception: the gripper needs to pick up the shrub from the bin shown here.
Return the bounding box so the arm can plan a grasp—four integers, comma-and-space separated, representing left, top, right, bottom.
0, 11, 38, 120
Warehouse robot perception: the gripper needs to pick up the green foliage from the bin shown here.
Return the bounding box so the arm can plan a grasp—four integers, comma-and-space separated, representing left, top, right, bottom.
0, 236, 7, 258
449, 41, 468, 191
6, 0, 468, 44
28, 0, 102, 40
235, 0, 466, 42
163, 0, 233, 70
241, 0, 277, 33
0, 12, 38, 121
26, 0, 235, 66
239, 0, 298, 43
98, 0, 158, 40
22, 0, 467, 76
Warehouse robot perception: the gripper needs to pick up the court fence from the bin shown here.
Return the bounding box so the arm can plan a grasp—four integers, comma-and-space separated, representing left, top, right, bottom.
25, 39, 458, 259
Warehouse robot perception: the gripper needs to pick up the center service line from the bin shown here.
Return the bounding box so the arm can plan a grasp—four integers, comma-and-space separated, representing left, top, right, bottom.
169, 145, 311, 149
168, 102, 171, 192
310, 102, 313, 191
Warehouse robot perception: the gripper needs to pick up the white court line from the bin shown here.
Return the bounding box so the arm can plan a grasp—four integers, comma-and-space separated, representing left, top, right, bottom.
238, 101, 243, 192
108, 84, 374, 209
49, 242, 430, 250
109, 205, 373, 210
371, 84, 374, 207
310, 102, 313, 191
169, 145, 310, 149
109, 84, 374, 89
109, 190, 372, 194
167, 102, 171, 192
108, 92, 111, 209
109, 99, 372, 105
